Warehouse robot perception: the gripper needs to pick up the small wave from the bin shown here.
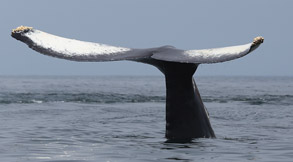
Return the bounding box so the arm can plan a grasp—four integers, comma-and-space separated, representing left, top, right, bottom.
0, 92, 165, 104
202, 94, 293, 106
1, 92, 291, 106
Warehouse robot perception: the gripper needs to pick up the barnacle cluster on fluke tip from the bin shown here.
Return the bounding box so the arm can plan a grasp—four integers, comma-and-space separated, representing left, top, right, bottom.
12, 26, 33, 34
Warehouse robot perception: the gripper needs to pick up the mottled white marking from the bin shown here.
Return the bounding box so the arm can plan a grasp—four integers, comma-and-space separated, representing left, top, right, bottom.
19, 29, 153, 61
151, 43, 252, 63
29, 30, 130, 54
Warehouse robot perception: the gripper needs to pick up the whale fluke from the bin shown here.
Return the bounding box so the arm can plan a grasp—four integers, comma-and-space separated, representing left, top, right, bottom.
11, 26, 263, 64
11, 26, 263, 141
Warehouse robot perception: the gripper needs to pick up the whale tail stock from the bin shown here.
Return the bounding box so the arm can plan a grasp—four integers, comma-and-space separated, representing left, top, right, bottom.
11, 26, 263, 141
151, 61, 216, 141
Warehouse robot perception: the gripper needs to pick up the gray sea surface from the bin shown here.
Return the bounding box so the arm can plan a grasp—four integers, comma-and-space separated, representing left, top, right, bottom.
0, 76, 292, 162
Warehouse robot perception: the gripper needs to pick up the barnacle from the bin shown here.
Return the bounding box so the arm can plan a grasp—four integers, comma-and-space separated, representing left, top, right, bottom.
12, 26, 33, 34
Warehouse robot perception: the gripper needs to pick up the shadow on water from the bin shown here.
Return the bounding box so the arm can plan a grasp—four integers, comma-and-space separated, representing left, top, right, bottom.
154, 136, 266, 161
165, 157, 191, 161
157, 138, 216, 162
164, 138, 196, 144
161, 137, 215, 149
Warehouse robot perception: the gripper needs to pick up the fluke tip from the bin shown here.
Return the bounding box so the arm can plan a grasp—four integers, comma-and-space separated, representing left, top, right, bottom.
253, 36, 264, 45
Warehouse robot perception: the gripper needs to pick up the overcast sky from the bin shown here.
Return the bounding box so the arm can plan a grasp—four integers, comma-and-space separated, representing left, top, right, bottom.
1, 0, 292, 76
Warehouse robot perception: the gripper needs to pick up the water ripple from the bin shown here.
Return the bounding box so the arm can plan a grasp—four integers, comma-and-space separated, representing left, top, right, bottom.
0, 92, 165, 104
0, 92, 292, 106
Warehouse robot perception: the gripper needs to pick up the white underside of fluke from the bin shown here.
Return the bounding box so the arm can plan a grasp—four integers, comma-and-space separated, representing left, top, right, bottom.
24, 30, 152, 61
11, 26, 262, 64
151, 43, 252, 63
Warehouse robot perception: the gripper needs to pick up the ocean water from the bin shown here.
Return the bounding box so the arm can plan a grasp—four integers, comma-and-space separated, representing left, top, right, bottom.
0, 76, 292, 162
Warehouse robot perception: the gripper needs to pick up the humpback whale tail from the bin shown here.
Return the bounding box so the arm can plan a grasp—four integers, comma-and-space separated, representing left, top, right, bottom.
11, 26, 264, 141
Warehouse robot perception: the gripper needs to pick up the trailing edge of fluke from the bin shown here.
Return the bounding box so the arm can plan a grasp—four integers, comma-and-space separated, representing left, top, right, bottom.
11, 26, 263, 64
